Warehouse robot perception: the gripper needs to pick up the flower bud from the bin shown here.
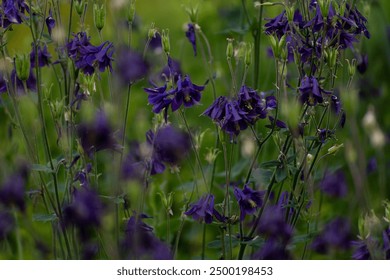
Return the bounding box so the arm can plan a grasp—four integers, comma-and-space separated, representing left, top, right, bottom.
226, 38, 234, 60
327, 143, 344, 155
383, 200, 390, 224
346, 58, 357, 79
93, 4, 106, 31
148, 23, 157, 39
306, 153, 314, 165
127, 0, 136, 23
15, 54, 30, 81
161, 29, 170, 55
75, 0, 86, 16
245, 44, 252, 66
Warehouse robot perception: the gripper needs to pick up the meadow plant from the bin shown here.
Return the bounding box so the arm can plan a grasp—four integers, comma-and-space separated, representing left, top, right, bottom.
0, 0, 388, 260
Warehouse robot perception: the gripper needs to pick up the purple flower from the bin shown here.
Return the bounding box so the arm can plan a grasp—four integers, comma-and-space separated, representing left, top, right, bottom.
367, 157, 377, 174
121, 214, 172, 260
115, 47, 148, 84
221, 99, 248, 136
185, 194, 225, 224
318, 128, 334, 143
237, 86, 268, 124
152, 125, 190, 166
264, 10, 288, 38
77, 111, 118, 158
10, 68, 37, 94
311, 218, 352, 254
63, 187, 103, 241
144, 83, 174, 117
357, 54, 368, 74
331, 95, 342, 114
319, 170, 348, 198
161, 56, 182, 82
45, 9, 55, 36
234, 185, 263, 221
304, 4, 324, 32
74, 163, 92, 188
0, 0, 29, 28
0, 211, 14, 240
351, 239, 371, 260
185, 23, 197, 56
121, 141, 149, 181
71, 83, 88, 110
171, 75, 204, 111
67, 32, 114, 75
0, 72, 7, 94
203, 96, 228, 122
0, 164, 28, 212
30, 44, 51, 68
253, 239, 291, 260
299, 76, 331, 106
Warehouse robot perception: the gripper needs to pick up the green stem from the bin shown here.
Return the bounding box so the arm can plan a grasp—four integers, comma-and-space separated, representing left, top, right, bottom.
253, 0, 264, 89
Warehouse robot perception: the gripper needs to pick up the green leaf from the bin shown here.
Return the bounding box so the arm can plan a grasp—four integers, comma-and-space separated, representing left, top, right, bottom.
33, 213, 57, 222
260, 160, 280, 169
252, 168, 273, 185
100, 195, 125, 204
31, 164, 54, 173
275, 165, 288, 182
207, 236, 240, 249
216, 159, 249, 178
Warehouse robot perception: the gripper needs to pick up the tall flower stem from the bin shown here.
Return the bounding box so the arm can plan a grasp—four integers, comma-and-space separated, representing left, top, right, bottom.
253, 0, 264, 89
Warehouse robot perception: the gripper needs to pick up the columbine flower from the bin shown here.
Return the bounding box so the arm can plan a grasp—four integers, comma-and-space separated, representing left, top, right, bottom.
67, 32, 114, 75
264, 10, 288, 38
253, 239, 291, 260
318, 128, 334, 143
357, 54, 368, 74
0, 0, 29, 28
63, 187, 103, 241
185, 23, 197, 56
30, 44, 51, 68
311, 218, 352, 254
171, 75, 204, 111
121, 214, 172, 260
0, 211, 14, 241
77, 111, 118, 158
303, 4, 324, 32
299, 76, 331, 106
237, 85, 268, 124
45, 9, 55, 36
0, 164, 28, 212
74, 163, 92, 188
144, 83, 174, 117
185, 194, 225, 224
115, 47, 149, 85
234, 185, 263, 221
319, 170, 347, 198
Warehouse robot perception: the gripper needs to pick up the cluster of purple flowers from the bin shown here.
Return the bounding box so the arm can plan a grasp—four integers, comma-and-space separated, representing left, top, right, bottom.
352, 227, 390, 260
0, 0, 29, 28
67, 32, 114, 75
203, 86, 277, 136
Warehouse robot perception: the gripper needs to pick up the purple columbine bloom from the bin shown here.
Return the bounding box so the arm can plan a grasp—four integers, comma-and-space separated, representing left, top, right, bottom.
161, 56, 182, 82
234, 185, 263, 221
331, 95, 342, 114
116, 47, 149, 85
152, 125, 190, 166
237, 86, 267, 124
311, 218, 352, 254
351, 239, 371, 260
0, 164, 28, 212
0, 0, 29, 28
0, 211, 14, 241
63, 187, 103, 241
30, 44, 51, 68
74, 163, 92, 188
122, 214, 172, 260
318, 128, 334, 143
203, 96, 228, 122
253, 239, 291, 260
299, 76, 331, 106
77, 111, 118, 158
367, 157, 377, 174
185, 194, 225, 224
357, 54, 368, 74
185, 23, 197, 56
304, 4, 324, 32
171, 75, 204, 112
319, 170, 348, 198
221, 99, 248, 136
144, 83, 174, 116
67, 32, 114, 75
264, 10, 288, 38
121, 141, 149, 181
45, 9, 55, 36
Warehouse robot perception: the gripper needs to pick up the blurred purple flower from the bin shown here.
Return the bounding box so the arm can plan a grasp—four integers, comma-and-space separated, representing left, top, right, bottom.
0, 72, 7, 94
63, 186, 103, 240
311, 218, 352, 254
0, 164, 28, 212
185, 23, 197, 56
30, 44, 51, 68
74, 163, 92, 188
367, 157, 377, 174
77, 111, 118, 158
234, 185, 263, 221
115, 47, 149, 84
10, 68, 37, 94
318, 128, 334, 143
45, 9, 55, 36
122, 214, 172, 260
357, 54, 368, 74
253, 239, 291, 260
351, 239, 371, 260
185, 194, 225, 224
0, 0, 29, 28
319, 170, 348, 198
0, 211, 14, 240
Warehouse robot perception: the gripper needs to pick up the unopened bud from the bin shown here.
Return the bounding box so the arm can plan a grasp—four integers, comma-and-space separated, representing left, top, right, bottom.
93, 4, 106, 31
75, 0, 86, 16
245, 44, 252, 66
127, 0, 136, 23
161, 29, 170, 55
226, 38, 234, 60
327, 143, 344, 155
15, 54, 30, 81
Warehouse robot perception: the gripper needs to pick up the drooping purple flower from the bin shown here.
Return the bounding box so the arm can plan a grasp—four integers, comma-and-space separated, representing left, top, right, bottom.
121, 141, 149, 181
67, 32, 114, 75
203, 96, 228, 122
331, 95, 342, 114
319, 170, 348, 198
171, 75, 204, 111
299, 76, 331, 106
30, 44, 51, 68
152, 125, 191, 166
383, 228, 390, 260
318, 128, 334, 143
74, 163, 92, 188
77, 111, 118, 158
264, 10, 288, 38
341, 4, 370, 39
71, 83, 89, 110
45, 9, 55, 36
144, 83, 174, 117
311, 218, 352, 254
115, 47, 148, 84
366, 157, 377, 174
237, 85, 267, 124
0, 164, 29, 212
185, 194, 225, 224
304, 4, 324, 32
63, 186, 103, 241
221, 99, 248, 136
0, 0, 29, 28
0, 211, 14, 240
161, 56, 182, 82
357, 54, 368, 74
185, 23, 197, 56
234, 185, 263, 221
351, 239, 371, 260
121, 214, 172, 260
